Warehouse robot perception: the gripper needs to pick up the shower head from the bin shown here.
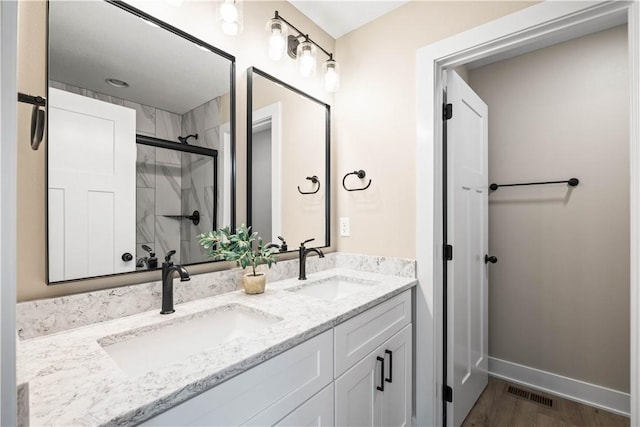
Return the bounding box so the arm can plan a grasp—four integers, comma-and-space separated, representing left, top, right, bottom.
178, 134, 198, 144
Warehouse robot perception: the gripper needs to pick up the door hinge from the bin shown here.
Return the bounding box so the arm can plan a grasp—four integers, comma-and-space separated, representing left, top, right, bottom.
444, 385, 453, 402
443, 103, 453, 121
444, 244, 453, 261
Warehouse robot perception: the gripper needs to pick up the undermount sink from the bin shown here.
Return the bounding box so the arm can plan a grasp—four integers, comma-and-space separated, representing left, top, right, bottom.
99, 304, 281, 376
287, 275, 379, 301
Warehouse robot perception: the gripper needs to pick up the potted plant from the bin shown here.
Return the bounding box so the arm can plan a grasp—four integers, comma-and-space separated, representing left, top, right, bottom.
198, 224, 276, 294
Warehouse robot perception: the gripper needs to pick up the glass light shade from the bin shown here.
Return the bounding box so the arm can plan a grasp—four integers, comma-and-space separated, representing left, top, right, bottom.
266, 18, 288, 61
296, 40, 316, 78
323, 59, 340, 92
218, 0, 243, 35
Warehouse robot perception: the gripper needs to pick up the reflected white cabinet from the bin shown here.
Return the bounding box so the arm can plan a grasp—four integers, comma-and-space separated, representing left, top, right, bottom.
335, 325, 412, 427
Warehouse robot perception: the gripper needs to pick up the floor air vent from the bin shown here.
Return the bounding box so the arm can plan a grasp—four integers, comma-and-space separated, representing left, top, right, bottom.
506, 384, 554, 408
530, 392, 554, 408
506, 385, 530, 399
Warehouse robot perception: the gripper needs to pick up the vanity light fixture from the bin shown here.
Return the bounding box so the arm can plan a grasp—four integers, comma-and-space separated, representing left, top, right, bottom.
105, 78, 129, 88
266, 11, 340, 92
218, 0, 243, 36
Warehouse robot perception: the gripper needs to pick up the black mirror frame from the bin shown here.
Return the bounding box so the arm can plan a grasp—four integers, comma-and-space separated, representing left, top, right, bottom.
45, 0, 237, 284
246, 67, 331, 252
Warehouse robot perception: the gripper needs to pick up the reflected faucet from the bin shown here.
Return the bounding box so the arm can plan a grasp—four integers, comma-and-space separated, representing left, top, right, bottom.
298, 238, 324, 280
265, 236, 288, 252
161, 250, 190, 314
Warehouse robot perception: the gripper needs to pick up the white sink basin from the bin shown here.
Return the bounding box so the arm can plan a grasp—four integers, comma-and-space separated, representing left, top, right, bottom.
288, 275, 379, 300
99, 304, 281, 376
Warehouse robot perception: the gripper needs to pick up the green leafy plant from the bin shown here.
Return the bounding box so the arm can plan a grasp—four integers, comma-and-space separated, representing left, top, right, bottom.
198, 224, 276, 277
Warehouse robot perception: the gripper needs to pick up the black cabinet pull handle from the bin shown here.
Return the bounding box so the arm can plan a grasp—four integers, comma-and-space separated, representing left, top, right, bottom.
385, 350, 393, 383
376, 356, 385, 391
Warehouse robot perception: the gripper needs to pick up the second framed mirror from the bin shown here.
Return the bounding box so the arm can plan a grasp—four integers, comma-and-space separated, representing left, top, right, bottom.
247, 67, 330, 251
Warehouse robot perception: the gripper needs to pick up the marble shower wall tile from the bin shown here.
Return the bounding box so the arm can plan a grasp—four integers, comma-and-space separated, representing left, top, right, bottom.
155, 216, 181, 264
155, 162, 181, 214
156, 144, 182, 166
156, 110, 182, 144
204, 126, 220, 150
136, 188, 155, 243
136, 145, 155, 188
180, 188, 191, 240
124, 100, 155, 134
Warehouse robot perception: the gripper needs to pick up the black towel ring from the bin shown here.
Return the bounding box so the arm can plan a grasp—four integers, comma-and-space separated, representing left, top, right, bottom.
298, 176, 320, 195
343, 170, 372, 192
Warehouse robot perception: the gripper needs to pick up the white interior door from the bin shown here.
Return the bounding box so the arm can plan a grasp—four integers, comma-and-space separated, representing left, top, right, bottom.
48, 87, 136, 281
446, 70, 489, 427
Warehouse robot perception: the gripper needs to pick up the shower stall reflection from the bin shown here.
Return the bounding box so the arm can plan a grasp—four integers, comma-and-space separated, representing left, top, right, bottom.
136, 135, 218, 268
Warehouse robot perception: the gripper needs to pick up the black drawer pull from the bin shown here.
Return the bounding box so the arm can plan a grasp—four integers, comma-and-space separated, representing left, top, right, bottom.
376, 356, 385, 391
385, 350, 393, 383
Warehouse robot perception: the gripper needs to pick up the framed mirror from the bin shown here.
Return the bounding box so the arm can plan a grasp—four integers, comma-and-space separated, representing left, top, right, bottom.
247, 67, 330, 251
47, 1, 236, 283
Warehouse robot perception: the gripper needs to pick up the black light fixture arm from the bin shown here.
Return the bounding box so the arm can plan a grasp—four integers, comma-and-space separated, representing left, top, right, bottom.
273, 11, 334, 60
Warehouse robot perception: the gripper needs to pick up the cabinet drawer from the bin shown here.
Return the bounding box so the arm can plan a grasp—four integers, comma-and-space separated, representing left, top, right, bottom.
334, 290, 411, 377
270, 383, 334, 427
142, 329, 333, 426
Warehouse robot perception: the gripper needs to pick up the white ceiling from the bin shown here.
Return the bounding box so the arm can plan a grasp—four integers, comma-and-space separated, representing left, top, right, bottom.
288, 0, 410, 39
49, 1, 231, 115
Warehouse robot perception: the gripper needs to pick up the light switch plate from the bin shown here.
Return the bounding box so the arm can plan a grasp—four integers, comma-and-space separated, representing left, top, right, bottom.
340, 217, 350, 237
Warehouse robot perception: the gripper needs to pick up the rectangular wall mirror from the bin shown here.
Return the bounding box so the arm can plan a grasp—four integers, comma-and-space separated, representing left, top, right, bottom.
47, 0, 236, 283
247, 67, 330, 251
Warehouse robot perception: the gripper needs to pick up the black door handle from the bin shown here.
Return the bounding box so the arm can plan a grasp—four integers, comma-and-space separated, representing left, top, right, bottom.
376, 356, 385, 391
485, 255, 497, 264
385, 350, 393, 383
121, 252, 133, 262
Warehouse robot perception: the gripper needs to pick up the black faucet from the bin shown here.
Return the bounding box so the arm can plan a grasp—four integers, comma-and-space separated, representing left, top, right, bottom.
160, 250, 190, 314
265, 236, 288, 252
298, 238, 324, 280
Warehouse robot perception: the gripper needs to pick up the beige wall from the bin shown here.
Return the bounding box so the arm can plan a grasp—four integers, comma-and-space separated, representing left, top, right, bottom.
334, 1, 537, 258
252, 74, 327, 247
468, 26, 629, 392
17, 1, 335, 301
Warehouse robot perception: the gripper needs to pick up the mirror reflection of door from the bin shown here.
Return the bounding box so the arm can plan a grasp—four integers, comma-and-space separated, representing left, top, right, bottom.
251, 104, 282, 244
48, 88, 136, 282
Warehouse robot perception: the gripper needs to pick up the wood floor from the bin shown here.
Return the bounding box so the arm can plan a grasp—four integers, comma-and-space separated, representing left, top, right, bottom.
461, 378, 629, 427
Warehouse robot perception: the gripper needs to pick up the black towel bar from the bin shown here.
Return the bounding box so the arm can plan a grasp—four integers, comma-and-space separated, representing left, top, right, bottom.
489, 178, 579, 191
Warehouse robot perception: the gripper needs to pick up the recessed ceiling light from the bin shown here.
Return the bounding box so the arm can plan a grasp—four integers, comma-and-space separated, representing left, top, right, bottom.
105, 78, 129, 88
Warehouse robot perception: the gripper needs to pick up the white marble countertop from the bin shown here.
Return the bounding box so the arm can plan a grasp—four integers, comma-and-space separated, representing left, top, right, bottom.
17, 268, 416, 427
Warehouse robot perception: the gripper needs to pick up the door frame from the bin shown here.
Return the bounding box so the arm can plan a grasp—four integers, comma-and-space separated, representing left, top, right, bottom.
415, 1, 640, 426
0, 0, 18, 424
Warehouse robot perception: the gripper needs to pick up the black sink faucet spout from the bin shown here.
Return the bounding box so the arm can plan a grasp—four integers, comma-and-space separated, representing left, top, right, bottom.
161, 250, 190, 314
298, 238, 324, 280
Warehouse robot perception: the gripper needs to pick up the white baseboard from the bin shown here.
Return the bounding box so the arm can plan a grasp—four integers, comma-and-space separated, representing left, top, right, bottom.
488, 357, 630, 417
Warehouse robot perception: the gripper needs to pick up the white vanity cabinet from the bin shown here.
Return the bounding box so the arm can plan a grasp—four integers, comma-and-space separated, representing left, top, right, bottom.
335, 325, 412, 427
141, 290, 413, 427
142, 330, 334, 427
334, 291, 412, 427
